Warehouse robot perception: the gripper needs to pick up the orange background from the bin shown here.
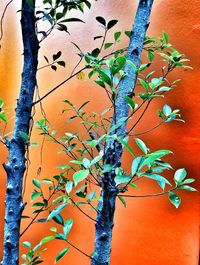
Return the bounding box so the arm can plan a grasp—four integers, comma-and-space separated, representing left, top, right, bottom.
0, 1, 199, 265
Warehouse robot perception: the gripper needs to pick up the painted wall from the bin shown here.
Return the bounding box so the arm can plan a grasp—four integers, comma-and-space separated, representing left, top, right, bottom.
0, 1, 199, 265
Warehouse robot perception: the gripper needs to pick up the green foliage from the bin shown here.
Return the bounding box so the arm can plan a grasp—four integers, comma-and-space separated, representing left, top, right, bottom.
19, 15, 196, 264
54, 247, 70, 264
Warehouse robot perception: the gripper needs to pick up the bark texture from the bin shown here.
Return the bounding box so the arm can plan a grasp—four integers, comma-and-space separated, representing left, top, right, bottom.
2, 1, 38, 264
92, 1, 154, 264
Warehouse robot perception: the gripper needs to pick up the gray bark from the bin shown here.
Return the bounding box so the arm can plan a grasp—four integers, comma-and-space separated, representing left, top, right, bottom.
1, 0, 38, 264
92, 1, 154, 264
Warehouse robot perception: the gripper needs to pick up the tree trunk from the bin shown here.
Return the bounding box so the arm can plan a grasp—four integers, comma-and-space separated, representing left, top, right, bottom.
1, 1, 38, 264
92, 1, 154, 264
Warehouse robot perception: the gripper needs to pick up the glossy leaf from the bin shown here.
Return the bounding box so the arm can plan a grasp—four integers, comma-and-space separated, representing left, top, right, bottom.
32, 179, 41, 189
174, 168, 187, 183
115, 175, 132, 185
55, 247, 70, 263
65, 181, 73, 195
47, 203, 67, 221
131, 156, 144, 175
135, 138, 148, 154
63, 218, 73, 236
73, 169, 89, 186
169, 192, 181, 208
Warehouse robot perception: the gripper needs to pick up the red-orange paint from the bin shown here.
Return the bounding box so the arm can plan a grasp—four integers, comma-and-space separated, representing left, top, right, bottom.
0, 1, 199, 265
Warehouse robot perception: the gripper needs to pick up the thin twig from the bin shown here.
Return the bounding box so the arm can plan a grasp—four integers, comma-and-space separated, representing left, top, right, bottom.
66, 240, 91, 259
0, 0, 14, 48
33, 66, 89, 105
118, 187, 176, 198
20, 188, 57, 237
70, 198, 96, 222
129, 121, 164, 137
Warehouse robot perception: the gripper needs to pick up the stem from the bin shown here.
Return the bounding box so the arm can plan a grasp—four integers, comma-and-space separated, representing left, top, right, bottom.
118, 187, 177, 198
33, 66, 89, 105
70, 198, 96, 222
20, 188, 57, 237
0, 0, 14, 46
129, 121, 164, 137
66, 240, 91, 259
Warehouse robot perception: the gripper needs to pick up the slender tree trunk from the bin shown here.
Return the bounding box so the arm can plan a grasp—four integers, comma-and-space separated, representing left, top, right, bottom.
1, 1, 38, 264
92, 1, 154, 264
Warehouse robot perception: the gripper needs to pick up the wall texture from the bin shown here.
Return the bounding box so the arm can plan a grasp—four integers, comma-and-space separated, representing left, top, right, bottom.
0, 1, 199, 265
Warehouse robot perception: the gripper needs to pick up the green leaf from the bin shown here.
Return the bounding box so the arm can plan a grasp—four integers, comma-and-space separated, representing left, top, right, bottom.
63, 219, 73, 236
54, 247, 70, 263
73, 169, 89, 186
32, 179, 41, 189
82, 158, 91, 168
118, 196, 126, 207
19, 131, 29, 142
163, 104, 172, 116
98, 70, 111, 85
40, 236, 55, 245
31, 191, 42, 201
42, 179, 53, 185
114, 31, 121, 41
177, 185, 197, 192
125, 96, 136, 110
47, 203, 67, 221
150, 78, 162, 90
90, 152, 103, 166
115, 175, 132, 185
88, 191, 96, 201
0, 99, 4, 107
78, 100, 90, 111
144, 150, 172, 165
125, 31, 131, 37
32, 260, 43, 265
135, 138, 148, 154
143, 173, 171, 189
117, 137, 135, 157
131, 156, 144, 175
168, 192, 181, 208
23, 241, 31, 249
160, 53, 173, 61
50, 227, 57, 232
65, 181, 73, 195
158, 86, 172, 92
32, 202, 44, 207
104, 43, 113, 49
52, 214, 64, 226
0, 112, 7, 122
148, 51, 154, 62
55, 234, 66, 241
174, 168, 187, 183
182, 178, 195, 184
163, 32, 169, 44
138, 78, 148, 90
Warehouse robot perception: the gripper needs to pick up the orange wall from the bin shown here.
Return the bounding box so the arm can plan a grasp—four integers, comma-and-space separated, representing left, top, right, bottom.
0, 1, 199, 265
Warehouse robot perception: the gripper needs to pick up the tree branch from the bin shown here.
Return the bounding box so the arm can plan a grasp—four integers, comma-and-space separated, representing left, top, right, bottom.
118, 187, 176, 198
33, 66, 89, 105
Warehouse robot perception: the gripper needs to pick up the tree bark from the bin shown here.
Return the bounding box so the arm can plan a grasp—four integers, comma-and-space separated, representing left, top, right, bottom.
1, 1, 38, 264
92, 1, 154, 264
